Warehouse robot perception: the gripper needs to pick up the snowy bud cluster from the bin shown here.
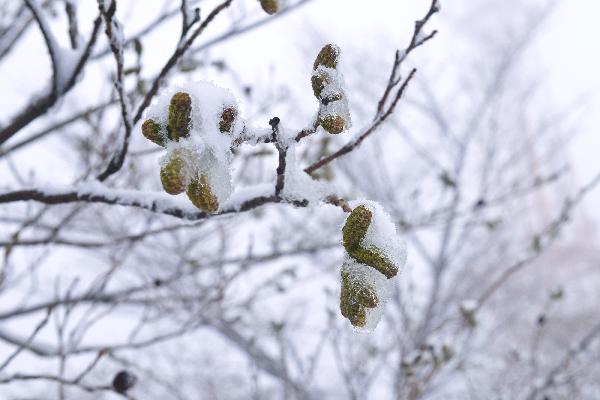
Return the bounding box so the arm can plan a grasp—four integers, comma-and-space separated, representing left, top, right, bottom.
340, 202, 407, 331
311, 44, 351, 134
142, 82, 241, 213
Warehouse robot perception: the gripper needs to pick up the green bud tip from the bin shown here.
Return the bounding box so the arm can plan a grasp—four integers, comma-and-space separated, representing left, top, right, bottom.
348, 247, 398, 279
168, 92, 192, 141
187, 174, 219, 213
141, 119, 166, 147
343, 205, 372, 250
259, 0, 279, 15
313, 44, 340, 70
219, 106, 238, 134
160, 153, 188, 195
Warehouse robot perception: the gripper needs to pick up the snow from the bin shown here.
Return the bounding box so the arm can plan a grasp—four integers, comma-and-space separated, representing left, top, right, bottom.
281, 147, 329, 203
39, 181, 200, 216
222, 183, 274, 210
357, 200, 408, 274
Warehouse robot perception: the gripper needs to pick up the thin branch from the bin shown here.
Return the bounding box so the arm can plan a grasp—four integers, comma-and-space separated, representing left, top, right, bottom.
132, 0, 234, 124
305, 69, 417, 174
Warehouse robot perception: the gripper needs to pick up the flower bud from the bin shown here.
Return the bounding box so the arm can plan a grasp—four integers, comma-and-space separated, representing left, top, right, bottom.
348, 247, 398, 279
342, 205, 372, 250
187, 174, 219, 213
319, 114, 346, 135
141, 119, 166, 147
160, 153, 188, 195
168, 92, 192, 141
313, 44, 340, 70
259, 0, 279, 15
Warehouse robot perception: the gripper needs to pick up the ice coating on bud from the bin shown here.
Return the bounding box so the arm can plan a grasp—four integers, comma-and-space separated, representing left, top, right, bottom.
339, 201, 407, 331
168, 92, 192, 141
259, 0, 279, 14
313, 44, 340, 70
187, 174, 219, 213
142, 119, 166, 147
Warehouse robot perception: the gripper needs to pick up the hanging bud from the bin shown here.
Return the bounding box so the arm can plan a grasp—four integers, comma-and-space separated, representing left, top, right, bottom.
319, 114, 346, 135
160, 153, 188, 195
313, 44, 340, 70
112, 370, 137, 394
348, 247, 398, 279
141, 119, 166, 147
259, 0, 279, 15
187, 174, 219, 213
343, 205, 372, 250
168, 92, 192, 141
219, 106, 238, 134
340, 271, 367, 327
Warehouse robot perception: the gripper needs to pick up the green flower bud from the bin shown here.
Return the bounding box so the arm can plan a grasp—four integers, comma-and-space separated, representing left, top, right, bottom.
311, 72, 327, 99
160, 153, 188, 195
219, 106, 238, 134
259, 0, 279, 15
168, 92, 192, 141
141, 119, 166, 147
343, 205, 372, 250
313, 44, 340, 70
187, 174, 219, 213
340, 271, 367, 327
348, 247, 398, 279
319, 114, 346, 135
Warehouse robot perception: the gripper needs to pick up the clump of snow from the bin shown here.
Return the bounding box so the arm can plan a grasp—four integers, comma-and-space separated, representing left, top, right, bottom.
281, 147, 329, 204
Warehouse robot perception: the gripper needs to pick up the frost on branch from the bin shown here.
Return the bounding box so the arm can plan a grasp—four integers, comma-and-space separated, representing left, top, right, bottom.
142, 82, 242, 213
340, 201, 407, 331
311, 44, 351, 134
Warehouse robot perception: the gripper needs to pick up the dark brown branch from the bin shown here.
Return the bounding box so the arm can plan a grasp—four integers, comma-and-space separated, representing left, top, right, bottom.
0, 13, 102, 146
375, 0, 439, 118
0, 187, 306, 222
270, 117, 287, 196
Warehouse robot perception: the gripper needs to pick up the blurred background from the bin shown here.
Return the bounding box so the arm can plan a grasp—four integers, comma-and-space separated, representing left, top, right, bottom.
1, 0, 599, 399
